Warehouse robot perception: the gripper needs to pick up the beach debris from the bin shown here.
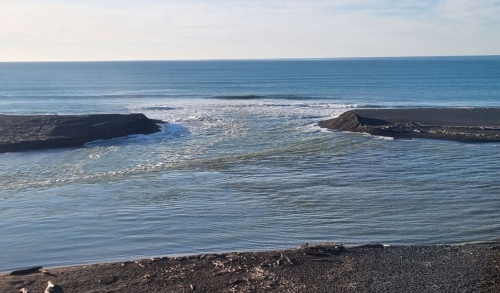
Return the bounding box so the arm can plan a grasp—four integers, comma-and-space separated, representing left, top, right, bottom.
10, 267, 42, 276
213, 266, 241, 276
41, 269, 57, 277
300, 243, 346, 256
134, 260, 145, 268
45, 281, 65, 293
19, 288, 30, 293
277, 253, 293, 265
190, 284, 195, 290
212, 260, 225, 268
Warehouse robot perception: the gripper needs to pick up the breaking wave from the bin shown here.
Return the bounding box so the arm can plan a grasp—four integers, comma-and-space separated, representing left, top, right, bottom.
207, 95, 327, 101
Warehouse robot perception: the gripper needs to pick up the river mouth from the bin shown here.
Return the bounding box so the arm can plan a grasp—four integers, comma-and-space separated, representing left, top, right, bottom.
1, 99, 500, 272
1, 58, 500, 271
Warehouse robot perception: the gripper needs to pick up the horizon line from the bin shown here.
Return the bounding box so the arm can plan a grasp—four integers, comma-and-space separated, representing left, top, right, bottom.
0, 54, 499, 63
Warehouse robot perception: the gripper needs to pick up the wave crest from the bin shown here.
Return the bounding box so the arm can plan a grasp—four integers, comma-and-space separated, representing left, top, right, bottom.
207, 95, 325, 101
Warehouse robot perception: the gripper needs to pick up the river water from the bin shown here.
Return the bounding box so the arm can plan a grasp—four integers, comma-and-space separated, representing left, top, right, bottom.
1, 57, 499, 271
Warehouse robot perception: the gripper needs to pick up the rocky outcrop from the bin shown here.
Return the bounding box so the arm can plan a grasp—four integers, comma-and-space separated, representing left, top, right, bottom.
0, 114, 163, 153
319, 108, 500, 142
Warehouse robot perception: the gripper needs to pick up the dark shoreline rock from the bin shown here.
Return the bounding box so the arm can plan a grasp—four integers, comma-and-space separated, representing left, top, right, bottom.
319, 108, 500, 142
9, 267, 42, 276
1, 244, 499, 292
0, 114, 163, 153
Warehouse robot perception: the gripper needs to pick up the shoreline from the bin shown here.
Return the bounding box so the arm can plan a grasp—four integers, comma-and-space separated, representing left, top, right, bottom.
3, 240, 500, 274
2, 243, 499, 293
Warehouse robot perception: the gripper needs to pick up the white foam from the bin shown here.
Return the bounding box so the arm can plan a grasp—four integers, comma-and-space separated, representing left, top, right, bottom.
2, 100, 361, 191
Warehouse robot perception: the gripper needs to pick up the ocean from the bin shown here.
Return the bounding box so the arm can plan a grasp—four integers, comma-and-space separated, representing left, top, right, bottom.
0, 56, 499, 272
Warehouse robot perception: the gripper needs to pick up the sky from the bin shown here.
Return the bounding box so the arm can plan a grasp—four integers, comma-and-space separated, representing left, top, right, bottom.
0, 0, 499, 61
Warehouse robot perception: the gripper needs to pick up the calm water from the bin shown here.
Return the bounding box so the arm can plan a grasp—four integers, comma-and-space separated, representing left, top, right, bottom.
1, 57, 500, 271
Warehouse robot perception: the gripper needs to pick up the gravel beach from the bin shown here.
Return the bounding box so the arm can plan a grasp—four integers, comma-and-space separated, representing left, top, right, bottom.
2, 244, 499, 293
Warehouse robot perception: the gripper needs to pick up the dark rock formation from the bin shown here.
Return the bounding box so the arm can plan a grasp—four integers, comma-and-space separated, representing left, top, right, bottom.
319, 108, 500, 142
9, 267, 42, 276
0, 114, 163, 153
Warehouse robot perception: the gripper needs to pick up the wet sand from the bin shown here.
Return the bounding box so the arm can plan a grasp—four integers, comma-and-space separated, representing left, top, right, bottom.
1, 244, 499, 293
319, 108, 500, 142
0, 114, 162, 153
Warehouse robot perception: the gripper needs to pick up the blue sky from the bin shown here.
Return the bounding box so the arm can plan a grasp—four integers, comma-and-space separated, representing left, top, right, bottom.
0, 0, 499, 61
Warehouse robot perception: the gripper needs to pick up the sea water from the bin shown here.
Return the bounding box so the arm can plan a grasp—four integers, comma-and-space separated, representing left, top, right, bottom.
0, 57, 499, 271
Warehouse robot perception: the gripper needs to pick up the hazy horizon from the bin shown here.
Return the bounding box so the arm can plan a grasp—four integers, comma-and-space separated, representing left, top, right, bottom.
1, 54, 500, 63
1, 0, 500, 62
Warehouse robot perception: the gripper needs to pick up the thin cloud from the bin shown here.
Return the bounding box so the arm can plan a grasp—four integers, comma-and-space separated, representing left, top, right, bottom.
435, 0, 500, 25
0, 0, 498, 61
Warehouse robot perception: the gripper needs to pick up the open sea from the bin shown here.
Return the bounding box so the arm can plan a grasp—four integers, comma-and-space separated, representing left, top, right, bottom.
1, 56, 500, 272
